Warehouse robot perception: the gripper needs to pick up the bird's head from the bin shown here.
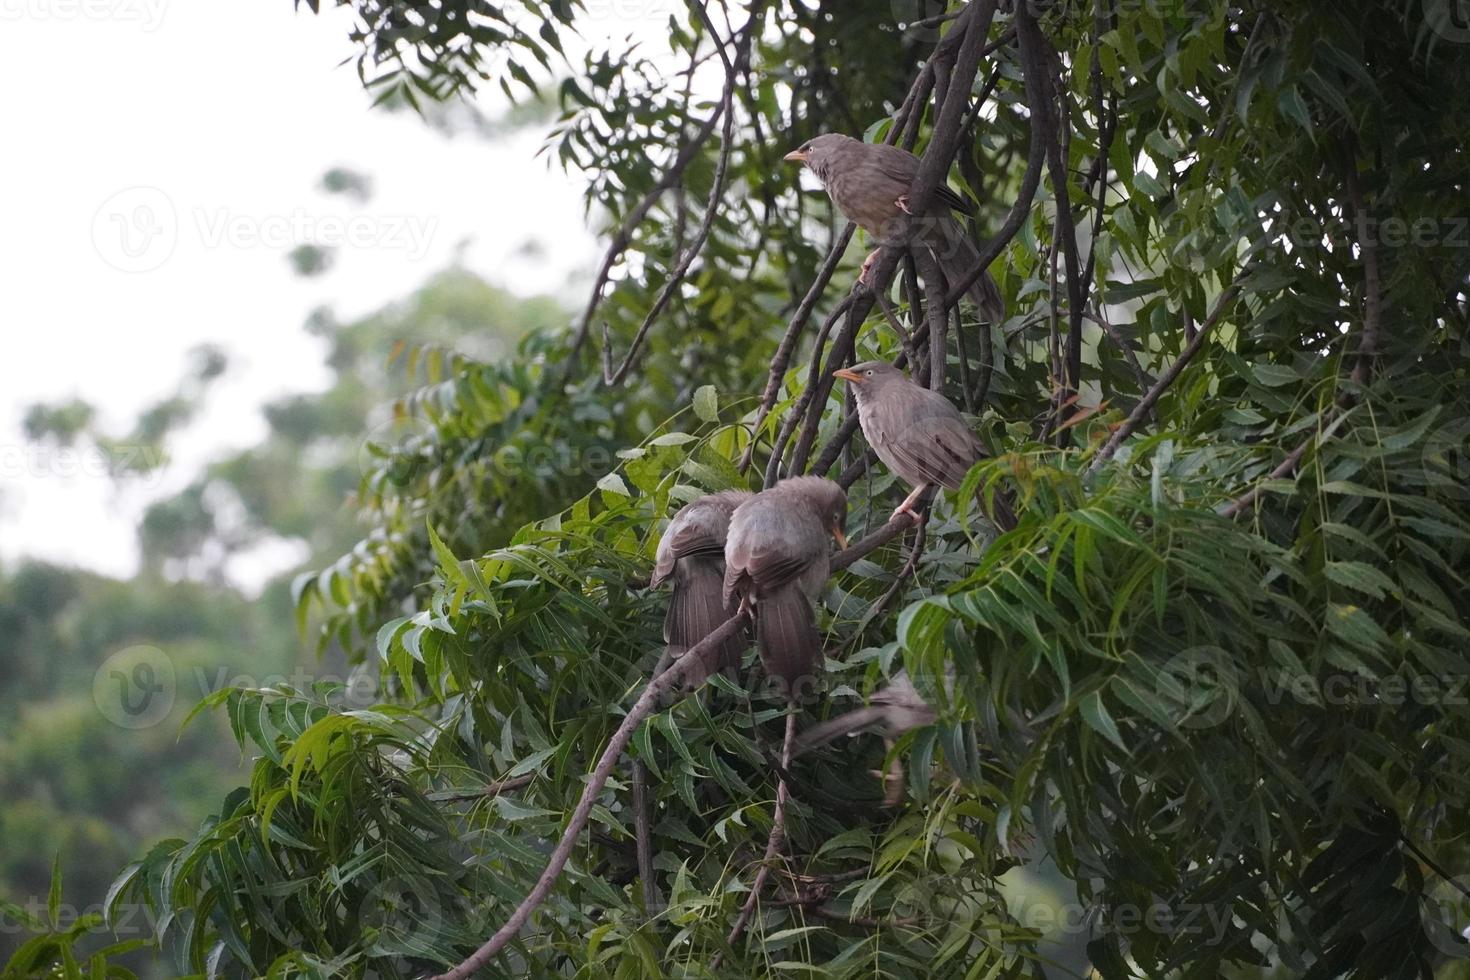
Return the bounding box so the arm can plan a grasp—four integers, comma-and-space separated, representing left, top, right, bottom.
833, 360, 906, 401
776, 475, 849, 549
783, 133, 856, 183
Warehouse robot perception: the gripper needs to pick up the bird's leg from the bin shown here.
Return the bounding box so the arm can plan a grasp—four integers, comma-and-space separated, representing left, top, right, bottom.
858, 249, 881, 287
882, 737, 905, 807
890, 483, 930, 525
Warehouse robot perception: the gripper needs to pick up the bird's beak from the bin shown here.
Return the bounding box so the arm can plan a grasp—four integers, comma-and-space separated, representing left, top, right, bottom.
831, 525, 849, 549
783, 149, 808, 163
832, 368, 863, 383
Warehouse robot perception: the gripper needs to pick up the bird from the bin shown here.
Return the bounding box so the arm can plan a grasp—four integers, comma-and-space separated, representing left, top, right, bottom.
794, 669, 940, 806
784, 132, 1005, 322
833, 360, 1016, 530
723, 477, 848, 693
649, 490, 753, 692
793, 669, 937, 755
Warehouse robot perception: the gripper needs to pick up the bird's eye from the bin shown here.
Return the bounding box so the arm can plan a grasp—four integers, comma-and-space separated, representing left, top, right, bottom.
865, 369, 874, 376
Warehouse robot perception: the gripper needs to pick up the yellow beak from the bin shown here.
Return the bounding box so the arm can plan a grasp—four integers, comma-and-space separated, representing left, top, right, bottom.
783, 149, 808, 163
832, 526, 849, 549
832, 368, 863, 383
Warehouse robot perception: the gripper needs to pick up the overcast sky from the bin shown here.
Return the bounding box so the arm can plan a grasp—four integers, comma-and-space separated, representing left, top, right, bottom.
0, 1, 676, 584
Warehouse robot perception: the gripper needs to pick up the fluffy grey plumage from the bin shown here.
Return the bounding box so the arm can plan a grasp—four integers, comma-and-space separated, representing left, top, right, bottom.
723, 477, 848, 688
651, 490, 752, 690
785, 132, 1005, 322
835, 361, 1016, 530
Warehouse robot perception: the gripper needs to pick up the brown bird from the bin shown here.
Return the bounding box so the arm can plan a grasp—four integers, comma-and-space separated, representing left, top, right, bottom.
833, 360, 1016, 529
784, 132, 1004, 322
793, 670, 937, 755
723, 477, 848, 691
795, 669, 940, 806
650, 490, 753, 692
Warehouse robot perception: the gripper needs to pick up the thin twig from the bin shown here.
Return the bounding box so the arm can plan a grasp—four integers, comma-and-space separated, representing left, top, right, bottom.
1089, 274, 1248, 474
1217, 423, 1320, 520
873, 290, 919, 367
429, 610, 752, 980
763, 292, 858, 487
1026, 18, 1085, 431
426, 773, 536, 803
919, 249, 950, 391
603, 5, 759, 385
942, 36, 1047, 309
720, 709, 798, 956
1346, 165, 1381, 386
564, 104, 725, 379
632, 760, 660, 914
739, 222, 857, 473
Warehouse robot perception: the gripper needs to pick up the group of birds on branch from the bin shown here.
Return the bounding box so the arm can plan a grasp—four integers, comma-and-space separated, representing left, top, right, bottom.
645, 132, 1013, 796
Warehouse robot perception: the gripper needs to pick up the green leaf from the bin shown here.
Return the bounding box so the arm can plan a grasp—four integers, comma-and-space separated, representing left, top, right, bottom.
1324, 561, 1397, 600
692, 385, 719, 423
596, 472, 631, 497
1080, 691, 1129, 752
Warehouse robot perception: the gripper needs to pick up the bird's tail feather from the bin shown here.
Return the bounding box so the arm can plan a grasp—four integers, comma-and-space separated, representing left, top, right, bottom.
666, 558, 747, 690
974, 483, 1019, 532
755, 587, 822, 689
933, 219, 1005, 323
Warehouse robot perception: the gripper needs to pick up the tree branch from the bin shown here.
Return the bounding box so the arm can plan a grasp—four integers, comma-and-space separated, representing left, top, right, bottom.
719, 709, 798, 958
1088, 275, 1248, 474
429, 609, 752, 980
602, 3, 759, 385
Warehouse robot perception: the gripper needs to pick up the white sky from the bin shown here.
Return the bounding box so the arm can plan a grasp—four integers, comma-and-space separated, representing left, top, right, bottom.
0, 0, 698, 584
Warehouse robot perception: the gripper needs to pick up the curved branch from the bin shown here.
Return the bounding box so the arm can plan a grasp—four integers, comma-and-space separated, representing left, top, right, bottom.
429, 610, 752, 980
719, 709, 798, 958
603, 79, 738, 385
740, 223, 857, 473
564, 104, 726, 378
1088, 274, 1247, 474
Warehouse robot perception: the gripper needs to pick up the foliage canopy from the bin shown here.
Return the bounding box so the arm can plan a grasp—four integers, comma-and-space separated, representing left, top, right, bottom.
37, 0, 1470, 977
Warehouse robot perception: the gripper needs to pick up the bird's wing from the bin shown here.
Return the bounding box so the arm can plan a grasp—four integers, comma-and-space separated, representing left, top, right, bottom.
866, 144, 974, 213
871, 392, 982, 490
932, 183, 976, 215
740, 543, 817, 594
651, 518, 720, 587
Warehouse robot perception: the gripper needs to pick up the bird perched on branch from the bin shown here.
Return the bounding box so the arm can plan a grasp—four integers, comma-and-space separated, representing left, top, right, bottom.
650, 490, 753, 692
834, 360, 1016, 529
723, 477, 848, 692
784, 132, 1004, 322
795, 669, 939, 806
